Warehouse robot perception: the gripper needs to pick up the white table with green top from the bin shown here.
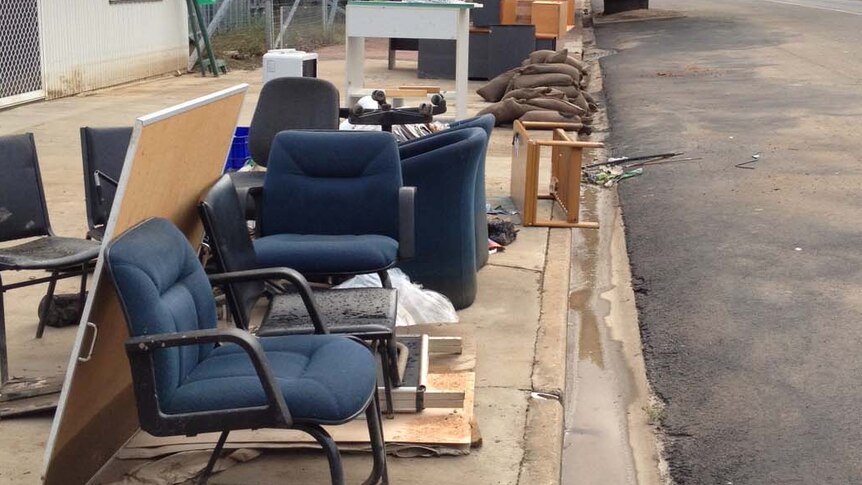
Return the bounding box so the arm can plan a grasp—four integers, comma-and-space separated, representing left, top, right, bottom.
345, 0, 480, 120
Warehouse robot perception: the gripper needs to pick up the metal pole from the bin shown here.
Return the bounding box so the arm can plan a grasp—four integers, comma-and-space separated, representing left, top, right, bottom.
322, 0, 329, 33
265, 0, 274, 50
275, 0, 301, 48
191, 0, 220, 76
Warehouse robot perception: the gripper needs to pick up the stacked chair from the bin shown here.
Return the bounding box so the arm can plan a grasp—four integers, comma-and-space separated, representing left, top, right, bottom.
200, 174, 404, 416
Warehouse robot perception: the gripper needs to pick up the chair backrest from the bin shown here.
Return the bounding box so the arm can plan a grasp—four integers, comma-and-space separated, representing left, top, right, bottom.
398, 127, 487, 309
80, 126, 133, 231
260, 130, 402, 239
199, 175, 263, 329
0, 133, 52, 242
447, 113, 495, 138
248, 77, 340, 167
105, 218, 218, 407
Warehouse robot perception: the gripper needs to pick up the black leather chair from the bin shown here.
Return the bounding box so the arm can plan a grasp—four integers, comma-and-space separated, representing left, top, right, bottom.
80, 126, 133, 241
0, 134, 100, 383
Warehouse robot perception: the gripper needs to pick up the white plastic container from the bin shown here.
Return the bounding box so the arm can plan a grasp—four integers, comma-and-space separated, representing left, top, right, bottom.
262, 49, 318, 82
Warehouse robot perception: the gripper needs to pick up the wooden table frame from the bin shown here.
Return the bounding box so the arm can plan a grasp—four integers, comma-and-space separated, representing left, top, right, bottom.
510, 120, 603, 228
345, 0, 479, 120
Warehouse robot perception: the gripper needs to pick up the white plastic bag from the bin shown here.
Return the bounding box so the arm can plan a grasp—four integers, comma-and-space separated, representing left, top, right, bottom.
335, 269, 458, 326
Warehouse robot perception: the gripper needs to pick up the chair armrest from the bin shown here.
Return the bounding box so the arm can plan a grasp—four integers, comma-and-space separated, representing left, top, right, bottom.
208, 268, 328, 334
247, 186, 263, 236
125, 327, 292, 425
399, 186, 416, 260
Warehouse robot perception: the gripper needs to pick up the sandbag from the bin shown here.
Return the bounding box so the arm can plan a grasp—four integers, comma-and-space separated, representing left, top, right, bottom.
521, 63, 582, 82
564, 55, 590, 75
477, 68, 519, 102
523, 50, 555, 66
548, 84, 583, 100
478, 98, 542, 125
502, 87, 567, 101
581, 90, 599, 111
562, 89, 591, 112
519, 110, 583, 126
525, 97, 586, 116
546, 49, 569, 64
511, 73, 575, 89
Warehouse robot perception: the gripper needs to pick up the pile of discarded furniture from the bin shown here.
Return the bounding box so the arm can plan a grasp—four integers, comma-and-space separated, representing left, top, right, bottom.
476, 48, 599, 130
4, 78, 495, 484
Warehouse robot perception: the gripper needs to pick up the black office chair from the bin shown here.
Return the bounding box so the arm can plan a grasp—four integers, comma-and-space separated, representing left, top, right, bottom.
0, 133, 100, 379
106, 218, 388, 485
80, 126, 133, 241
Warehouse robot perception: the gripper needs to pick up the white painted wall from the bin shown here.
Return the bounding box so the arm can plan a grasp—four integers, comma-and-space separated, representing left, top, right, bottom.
38, 0, 189, 99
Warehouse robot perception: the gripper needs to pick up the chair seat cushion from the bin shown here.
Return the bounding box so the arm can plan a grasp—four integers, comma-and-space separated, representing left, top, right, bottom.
166, 335, 376, 423
258, 288, 397, 337
0, 236, 100, 270
253, 234, 398, 275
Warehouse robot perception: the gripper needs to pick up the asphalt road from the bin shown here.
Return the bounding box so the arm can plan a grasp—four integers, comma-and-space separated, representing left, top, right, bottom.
593, 0, 862, 483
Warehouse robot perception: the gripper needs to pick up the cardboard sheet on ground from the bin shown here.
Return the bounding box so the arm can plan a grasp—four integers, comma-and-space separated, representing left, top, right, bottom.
114, 324, 479, 462
41, 85, 248, 485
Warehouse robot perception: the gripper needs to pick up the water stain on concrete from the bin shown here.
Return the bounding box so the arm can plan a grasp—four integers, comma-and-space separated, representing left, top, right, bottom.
561, 186, 664, 485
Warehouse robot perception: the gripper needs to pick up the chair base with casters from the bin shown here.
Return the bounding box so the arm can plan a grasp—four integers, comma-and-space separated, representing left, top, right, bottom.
106, 218, 389, 485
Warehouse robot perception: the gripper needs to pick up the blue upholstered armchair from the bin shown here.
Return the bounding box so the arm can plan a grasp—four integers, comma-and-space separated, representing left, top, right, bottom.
105, 218, 388, 485
398, 127, 488, 309
254, 131, 415, 288
398, 114, 495, 269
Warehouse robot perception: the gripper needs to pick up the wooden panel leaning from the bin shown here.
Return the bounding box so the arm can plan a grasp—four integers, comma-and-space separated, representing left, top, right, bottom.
42, 85, 248, 485
510, 120, 603, 229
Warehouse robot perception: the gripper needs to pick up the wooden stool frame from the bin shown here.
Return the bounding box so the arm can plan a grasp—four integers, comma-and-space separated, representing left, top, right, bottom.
510, 120, 603, 229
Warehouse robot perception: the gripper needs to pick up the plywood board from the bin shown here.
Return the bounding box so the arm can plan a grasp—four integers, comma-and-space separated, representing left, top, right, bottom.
41, 85, 248, 485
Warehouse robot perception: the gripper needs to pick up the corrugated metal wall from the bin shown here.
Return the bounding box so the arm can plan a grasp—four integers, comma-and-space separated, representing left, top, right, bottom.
38, 0, 189, 99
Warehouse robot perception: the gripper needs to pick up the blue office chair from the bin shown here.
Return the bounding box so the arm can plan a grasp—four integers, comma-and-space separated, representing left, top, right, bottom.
254, 130, 415, 288
398, 127, 487, 309
398, 114, 495, 269
105, 218, 388, 485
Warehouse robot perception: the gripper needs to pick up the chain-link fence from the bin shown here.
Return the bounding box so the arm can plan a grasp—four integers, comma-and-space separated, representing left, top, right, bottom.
0, 0, 43, 107
271, 0, 345, 51
195, 0, 345, 71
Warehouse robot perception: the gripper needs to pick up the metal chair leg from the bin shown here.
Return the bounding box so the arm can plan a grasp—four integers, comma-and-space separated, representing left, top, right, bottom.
386, 336, 401, 387
362, 391, 389, 485
198, 430, 230, 485
298, 424, 345, 485
378, 270, 392, 289
35, 270, 59, 339
77, 263, 89, 321
378, 339, 396, 418
0, 273, 7, 385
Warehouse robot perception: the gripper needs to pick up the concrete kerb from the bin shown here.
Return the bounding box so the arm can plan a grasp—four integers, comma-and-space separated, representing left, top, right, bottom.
513, 26, 598, 485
